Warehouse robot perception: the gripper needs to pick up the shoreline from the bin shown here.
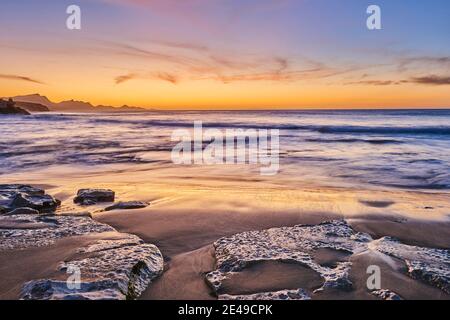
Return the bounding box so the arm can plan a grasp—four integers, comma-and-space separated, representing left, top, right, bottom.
0, 173, 449, 300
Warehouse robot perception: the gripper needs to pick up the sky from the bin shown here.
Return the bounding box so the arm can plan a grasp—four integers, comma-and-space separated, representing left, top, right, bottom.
0, 0, 449, 109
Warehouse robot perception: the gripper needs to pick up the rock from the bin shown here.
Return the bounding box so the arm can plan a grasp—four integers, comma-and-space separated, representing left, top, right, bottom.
0, 184, 45, 196
10, 193, 60, 213
371, 237, 450, 294
104, 201, 149, 211
0, 214, 114, 250
206, 220, 363, 296
0, 98, 30, 115
18, 232, 163, 300
0, 184, 60, 213
206, 220, 450, 298
21, 279, 124, 300
219, 289, 311, 300
74, 189, 115, 205
371, 289, 403, 300
5, 207, 40, 215
1, 212, 164, 300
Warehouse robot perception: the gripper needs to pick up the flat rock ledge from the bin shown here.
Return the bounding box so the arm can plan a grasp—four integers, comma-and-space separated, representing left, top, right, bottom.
206, 220, 450, 300
0, 213, 164, 300
219, 289, 311, 300
104, 201, 149, 211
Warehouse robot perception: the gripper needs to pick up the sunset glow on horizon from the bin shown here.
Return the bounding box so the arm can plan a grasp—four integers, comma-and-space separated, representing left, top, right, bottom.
1, 0, 449, 109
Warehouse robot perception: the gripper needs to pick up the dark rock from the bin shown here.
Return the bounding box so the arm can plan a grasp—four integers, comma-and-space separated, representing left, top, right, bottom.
0, 98, 30, 115
0, 184, 60, 213
74, 189, 115, 205
0, 184, 45, 196
10, 193, 60, 213
371, 289, 403, 300
104, 201, 149, 211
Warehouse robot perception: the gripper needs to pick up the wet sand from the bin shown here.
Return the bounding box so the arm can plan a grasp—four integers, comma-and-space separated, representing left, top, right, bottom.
96, 206, 450, 300
1, 166, 449, 300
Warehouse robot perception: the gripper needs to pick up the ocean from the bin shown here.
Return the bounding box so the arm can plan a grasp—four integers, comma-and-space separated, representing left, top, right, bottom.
1, 109, 449, 190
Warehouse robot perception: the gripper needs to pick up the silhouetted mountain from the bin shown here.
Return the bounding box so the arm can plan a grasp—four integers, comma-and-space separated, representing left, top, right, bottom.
7, 94, 149, 113
10, 94, 54, 107
0, 98, 30, 115
15, 101, 50, 112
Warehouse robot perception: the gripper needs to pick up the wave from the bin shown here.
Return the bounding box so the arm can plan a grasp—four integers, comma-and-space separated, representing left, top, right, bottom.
84, 118, 450, 137
316, 126, 450, 136
17, 113, 450, 138
304, 138, 404, 144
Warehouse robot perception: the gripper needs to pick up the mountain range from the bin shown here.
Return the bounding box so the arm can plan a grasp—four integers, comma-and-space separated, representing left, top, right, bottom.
6, 94, 148, 113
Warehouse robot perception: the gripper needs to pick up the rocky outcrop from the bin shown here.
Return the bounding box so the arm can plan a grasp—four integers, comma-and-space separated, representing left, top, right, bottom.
207, 220, 450, 300
20, 233, 163, 300
219, 289, 311, 300
0, 99, 30, 115
104, 201, 149, 211
0, 214, 114, 250
1, 213, 164, 300
371, 289, 403, 300
0, 183, 163, 300
371, 237, 450, 294
74, 189, 115, 206
0, 184, 60, 214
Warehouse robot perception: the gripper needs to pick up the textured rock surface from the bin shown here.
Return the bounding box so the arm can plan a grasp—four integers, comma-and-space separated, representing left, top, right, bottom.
219, 289, 310, 300
0, 213, 163, 300
21, 234, 163, 300
0, 184, 60, 213
74, 189, 115, 205
104, 201, 149, 211
206, 220, 366, 295
370, 237, 450, 294
0, 214, 114, 250
371, 289, 403, 300
206, 220, 450, 298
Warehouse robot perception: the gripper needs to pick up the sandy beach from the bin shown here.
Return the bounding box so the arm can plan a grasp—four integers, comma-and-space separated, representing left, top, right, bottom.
1, 161, 449, 300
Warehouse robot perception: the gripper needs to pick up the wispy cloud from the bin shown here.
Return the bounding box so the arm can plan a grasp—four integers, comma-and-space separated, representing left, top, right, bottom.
115, 71, 178, 84
115, 73, 138, 84
0, 74, 44, 84
108, 39, 352, 85
345, 80, 407, 86
346, 75, 450, 86
397, 55, 450, 73
410, 75, 450, 85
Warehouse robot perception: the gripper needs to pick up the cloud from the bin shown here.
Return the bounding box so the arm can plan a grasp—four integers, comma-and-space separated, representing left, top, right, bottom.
153, 40, 209, 52
115, 73, 137, 84
397, 56, 450, 73
410, 75, 450, 85
0, 74, 44, 84
155, 72, 178, 84
107, 39, 346, 84
346, 75, 450, 86
115, 72, 178, 84
345, 80, 407, 86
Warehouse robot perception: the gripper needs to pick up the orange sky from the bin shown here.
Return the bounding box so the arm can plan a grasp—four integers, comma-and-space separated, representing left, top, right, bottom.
1, 0, 449, 109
